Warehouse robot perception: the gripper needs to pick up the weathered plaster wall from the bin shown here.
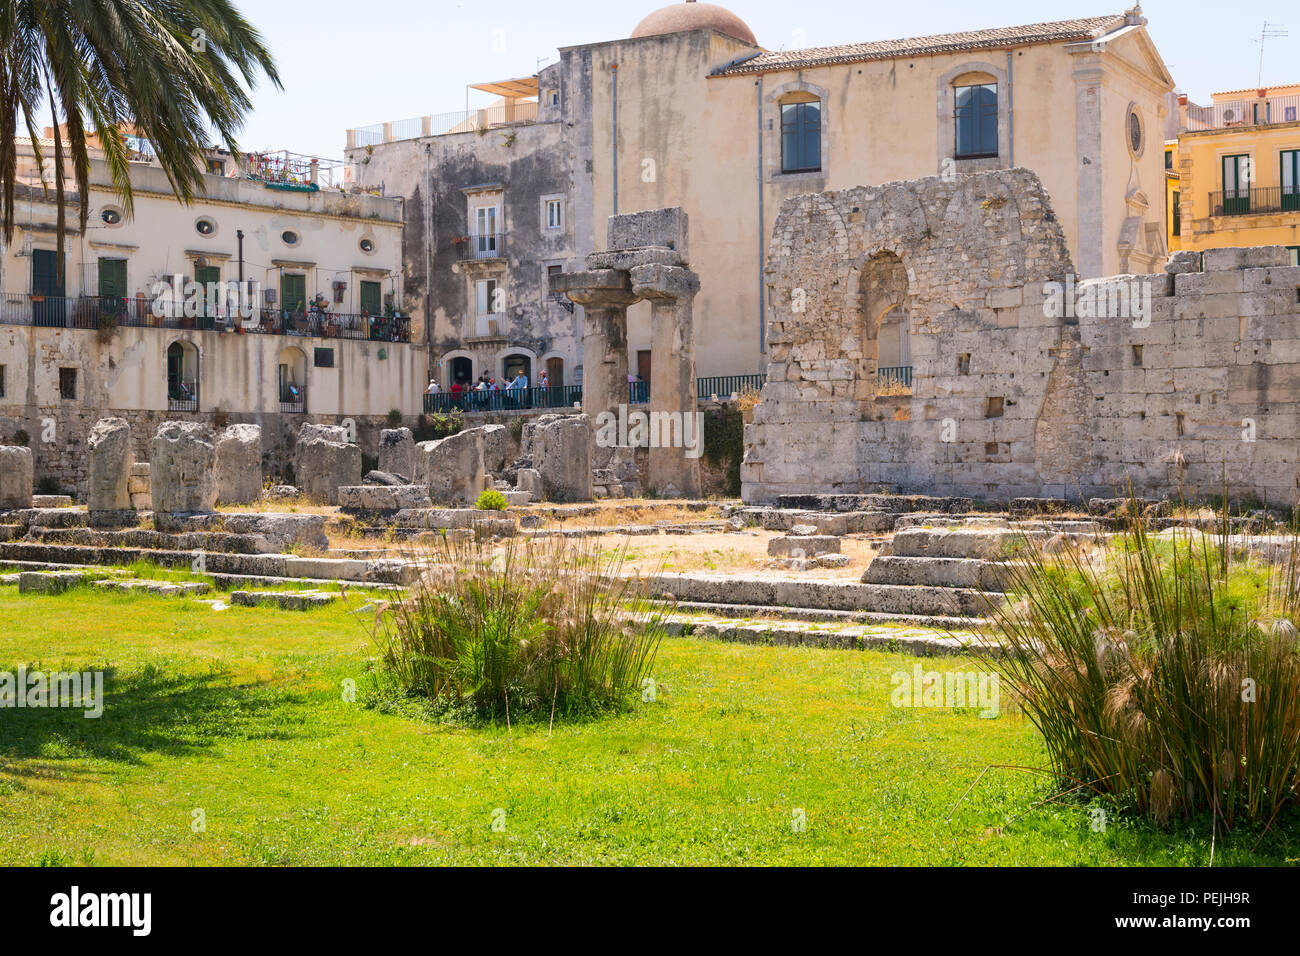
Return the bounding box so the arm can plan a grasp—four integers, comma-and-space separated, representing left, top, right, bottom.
742, 168, 1300, 507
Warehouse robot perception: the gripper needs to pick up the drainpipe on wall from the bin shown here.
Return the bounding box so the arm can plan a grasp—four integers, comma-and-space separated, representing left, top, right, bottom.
1006, 50, 1015, 168
611, 63, 619, 217
757, 75, 765, 356
424, 143, 433, 370
236, 229, 244, 287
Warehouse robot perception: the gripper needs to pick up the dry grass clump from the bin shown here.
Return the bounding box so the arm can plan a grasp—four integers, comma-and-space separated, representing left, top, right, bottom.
367, 534, 668, 720
979, 501, 1300, 831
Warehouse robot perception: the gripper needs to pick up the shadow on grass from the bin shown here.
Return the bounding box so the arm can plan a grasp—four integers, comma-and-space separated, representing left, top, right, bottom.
0, 662, 307, 769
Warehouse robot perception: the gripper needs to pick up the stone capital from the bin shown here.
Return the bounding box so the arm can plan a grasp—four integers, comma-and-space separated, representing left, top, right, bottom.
629, 263, 700, 301
550, 269, 640, 309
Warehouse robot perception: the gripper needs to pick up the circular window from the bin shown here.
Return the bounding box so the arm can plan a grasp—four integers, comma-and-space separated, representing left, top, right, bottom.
101, 207, 122, 225
281, 230, 300, 246
195, 217, 216, 236
1127, 107, 1144, 156
359, 237, 375, 254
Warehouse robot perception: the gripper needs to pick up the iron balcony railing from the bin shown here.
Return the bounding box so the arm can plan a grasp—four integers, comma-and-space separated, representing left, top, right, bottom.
1209, 187, 1300, 217
456, 233, 507, 260
424, 384, 583, 414
168, 381, 199, 412
877, 365, 913, 388
0, 294, 413, 342
697, 374, 767, 400
422, 374, 771, 414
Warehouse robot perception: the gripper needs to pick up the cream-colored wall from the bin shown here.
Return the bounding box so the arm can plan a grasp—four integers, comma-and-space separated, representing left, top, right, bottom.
0, 160, 404, 315
1, 325, 423, 416
583, 27, 1171, 378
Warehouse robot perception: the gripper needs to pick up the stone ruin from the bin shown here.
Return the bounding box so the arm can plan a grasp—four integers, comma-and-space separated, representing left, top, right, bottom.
552, 207, 701, 497
743, 168, 1300, 508
215, 424, 264, 505
294, 423, 362, 505
87, 417, 133, 516
150, 421, 218, 515
0, 444, 33, 510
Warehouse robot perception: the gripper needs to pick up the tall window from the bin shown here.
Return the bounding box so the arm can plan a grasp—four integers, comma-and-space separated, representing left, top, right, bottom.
1282, 150, 1299, 211
1222, 154, 1251, 214
780, 100, 821, 173
475, 278, 499, 337
545, 198, 562, 230
474, 206, 499, 256
954, 84, 998, 158
1172, 190, 1181, 237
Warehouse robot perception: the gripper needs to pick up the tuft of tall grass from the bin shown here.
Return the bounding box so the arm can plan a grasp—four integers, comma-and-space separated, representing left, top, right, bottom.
367, 533, 667, 720
979, 500, 1300, 829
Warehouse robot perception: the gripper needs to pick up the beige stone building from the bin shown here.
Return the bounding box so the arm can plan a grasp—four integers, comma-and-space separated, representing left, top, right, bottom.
350, 2, 1173, 383
0, 146, 422, 492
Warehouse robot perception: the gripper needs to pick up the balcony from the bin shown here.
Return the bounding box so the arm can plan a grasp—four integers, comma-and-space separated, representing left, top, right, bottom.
1208, 187, 1300, 218
456, 232, 507, 261
877, 366, 913, 394
423, 374, 771, 415
168, 381, 199, 412
0, 294, 412, 342
1185, 95, 1300, 131
353, 104, 540, 147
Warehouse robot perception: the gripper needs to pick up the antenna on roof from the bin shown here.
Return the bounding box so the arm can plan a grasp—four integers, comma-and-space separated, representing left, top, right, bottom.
1254, 20, 1288, 87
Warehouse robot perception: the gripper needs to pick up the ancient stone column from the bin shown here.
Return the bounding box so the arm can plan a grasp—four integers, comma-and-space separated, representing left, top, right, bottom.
550, 269, 637, 421
630, 262, 701, 498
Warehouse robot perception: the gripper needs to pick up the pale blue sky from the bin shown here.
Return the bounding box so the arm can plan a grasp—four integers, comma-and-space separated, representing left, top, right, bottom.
232, 0, 1299, 159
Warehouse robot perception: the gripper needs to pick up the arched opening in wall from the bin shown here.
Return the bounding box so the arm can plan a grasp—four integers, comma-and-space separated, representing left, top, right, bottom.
278, 346, 307, 413
859, 252, 911, 400
166, 341, 200, 411
502, 353, 531, 384
545, 356, 564, 387
449, 356, 473, 387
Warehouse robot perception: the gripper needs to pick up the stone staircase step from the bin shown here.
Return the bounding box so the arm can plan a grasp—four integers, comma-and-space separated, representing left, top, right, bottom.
860, 555, 1009, 591
664, 600, 987, 629
658, 613, 997, 658
648, 571, 1001, 618
887, 527, 1048, 559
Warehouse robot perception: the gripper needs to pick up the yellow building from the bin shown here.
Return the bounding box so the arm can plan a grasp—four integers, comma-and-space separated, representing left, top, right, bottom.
1174, 84, 1300, 265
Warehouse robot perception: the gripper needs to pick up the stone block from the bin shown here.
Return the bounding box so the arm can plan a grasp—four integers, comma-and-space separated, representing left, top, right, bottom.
608, 206, 688, 261
418, 429, 486, 506
0, 444, 34, 510
87, 418, 132, 512
378, 427, 416, 479
522, 414, 592, 503
1202, 246, 1291, 272
768, 535, 841, 557
337, 485, 433, 512
516, 468, 544, 499
149, 421, 218, 514
294, 424, 361, 505
216, 424, 263, 505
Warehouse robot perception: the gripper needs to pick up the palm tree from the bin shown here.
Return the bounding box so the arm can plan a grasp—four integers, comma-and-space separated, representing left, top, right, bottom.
0, 0, 281, 281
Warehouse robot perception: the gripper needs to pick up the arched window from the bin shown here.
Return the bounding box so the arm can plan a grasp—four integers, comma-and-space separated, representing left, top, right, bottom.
166, 341, 200, 411
954, 83, 998, 158
278, 347, 307, 413
780, 95, 821, 173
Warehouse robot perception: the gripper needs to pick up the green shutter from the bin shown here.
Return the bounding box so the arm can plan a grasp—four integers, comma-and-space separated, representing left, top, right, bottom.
359, 280, 381, 314
98, 258, 127, 298
281, 273, 307, 311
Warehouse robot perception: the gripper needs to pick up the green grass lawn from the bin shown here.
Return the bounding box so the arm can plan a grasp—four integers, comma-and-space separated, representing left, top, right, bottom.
0, 585, 1295, 865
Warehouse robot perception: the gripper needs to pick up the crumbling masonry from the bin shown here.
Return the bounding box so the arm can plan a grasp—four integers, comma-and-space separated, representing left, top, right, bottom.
742, 168, 1300, 507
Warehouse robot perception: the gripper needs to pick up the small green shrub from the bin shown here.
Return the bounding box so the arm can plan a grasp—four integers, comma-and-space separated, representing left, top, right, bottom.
386, 408, 403, 426
12, 430, 30, 447
475, 489, 508, 511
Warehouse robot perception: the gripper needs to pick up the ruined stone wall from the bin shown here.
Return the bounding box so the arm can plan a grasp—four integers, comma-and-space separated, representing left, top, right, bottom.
0, 405, 405, 498
742, 169, 1300, 507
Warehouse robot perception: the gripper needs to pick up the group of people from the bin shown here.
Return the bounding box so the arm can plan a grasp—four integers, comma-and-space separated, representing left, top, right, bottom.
426, 369, 551, 410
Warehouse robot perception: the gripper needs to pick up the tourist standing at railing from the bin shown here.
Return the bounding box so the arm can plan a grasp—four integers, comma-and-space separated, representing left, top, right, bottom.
507, 370, 528, 408
424, 379, 440, 396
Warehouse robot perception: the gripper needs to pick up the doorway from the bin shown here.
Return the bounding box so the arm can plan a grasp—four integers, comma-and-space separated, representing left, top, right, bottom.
32, 249, 65, 327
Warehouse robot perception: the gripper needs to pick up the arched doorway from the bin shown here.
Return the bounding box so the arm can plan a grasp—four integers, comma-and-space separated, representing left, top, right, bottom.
166, 341, 200, 411
278, 346, 307, 412
450, 356, 473, 387
860, 251, 910, 399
